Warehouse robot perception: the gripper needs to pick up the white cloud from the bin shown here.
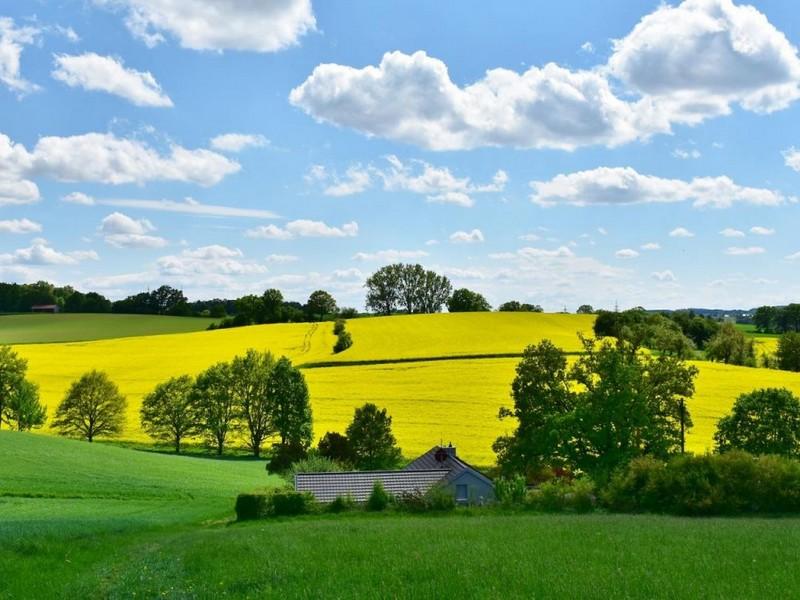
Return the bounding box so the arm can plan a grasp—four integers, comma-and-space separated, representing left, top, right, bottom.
670, 227, 695, 238
265, 254, 299, 264
651, 270, 677, 282
530, 166, 784, 208
519, 233, 541, 242
98, 0, 316, 52
784, 147, 800, 171
52, 53, 173, 107
246, 220, 358, 240
609, 0, 800, 120
0, 17, 40, 94
80, 196, 276, 219
157, 245, 267, 278
99, 212, 168, 248
786, 251, 800, 261
310, 156, 506, 207
580, 41, 595, 54
725, 246, 766, 256
640, 242, 660, 250
615, 248, 639, 259
0, 218, 41, 234
672, 148, 701, 159
351, 249, 429, 262
291, 2, 800, 151
750, 225, 775, 236
210, 133, 269, 153
597, 227, 608, 236
0, 240, 98, 266
720, 227, 745, 237
62, 191, 95, 205
0, 134, 38, 205
84, 271, 155, 289
450, 229, 484, 244
290, 50, 642, 151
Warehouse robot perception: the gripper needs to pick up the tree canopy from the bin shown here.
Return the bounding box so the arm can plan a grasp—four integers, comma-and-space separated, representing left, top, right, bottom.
715, 388, 800, 456
53, 370, 127, 442
365, 264, 452, 315
346, 403, 402, 470
447, 288, 491, 312
140, 375, 198, 453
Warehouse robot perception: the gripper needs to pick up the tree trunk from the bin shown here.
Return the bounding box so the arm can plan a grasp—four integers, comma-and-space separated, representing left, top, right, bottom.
217, 439, 223, 455
175, 436, 181, 454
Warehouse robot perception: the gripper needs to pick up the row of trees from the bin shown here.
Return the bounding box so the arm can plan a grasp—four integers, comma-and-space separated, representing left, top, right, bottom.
0, 281, 112, 313
753, 304, 800, 334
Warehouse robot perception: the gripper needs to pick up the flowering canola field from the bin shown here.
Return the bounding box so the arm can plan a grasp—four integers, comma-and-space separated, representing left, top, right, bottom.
14, 312, 800, 464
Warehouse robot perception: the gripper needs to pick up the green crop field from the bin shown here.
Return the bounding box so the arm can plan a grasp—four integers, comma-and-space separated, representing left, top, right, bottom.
0, 313, 219, 344
3, 433, 800, 598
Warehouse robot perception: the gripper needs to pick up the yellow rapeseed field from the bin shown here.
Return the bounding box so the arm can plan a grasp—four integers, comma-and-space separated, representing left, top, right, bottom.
14, 312, 800, 465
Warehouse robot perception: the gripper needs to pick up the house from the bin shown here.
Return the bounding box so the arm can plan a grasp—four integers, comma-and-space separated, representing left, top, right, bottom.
294, 444, 494, 505
31, 304, 59, 313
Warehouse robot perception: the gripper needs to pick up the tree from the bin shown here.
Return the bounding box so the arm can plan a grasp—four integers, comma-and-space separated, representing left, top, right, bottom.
715, 388, 800, 456
576, 305, 594, 314
498, 301, 543, 312
365, 264, 402, 315
777, 332, 800, 372
447, 288, 491, 312
493, 340, 575, 476
3, 380, 46, 431
140, 375, 198, 453
150, 285, 188, 315
318, 431, 355, 464
231, 350, 276, 457
235, 294, 264, 325
306, 290, 337, 321
268, 357, 312, 448
0, 345, 27, 430
753, 305, 779, 334
261, 288, 284, 323
53, 370, 127, 442
417, 268, 452, 313
346, 403, 402, 470
705, 322, 756, 366
193, 362, 238, 455
398, 263, 426, 313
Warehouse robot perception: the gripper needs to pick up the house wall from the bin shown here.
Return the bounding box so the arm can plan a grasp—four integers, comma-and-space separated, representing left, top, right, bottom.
447, 471, 494, 505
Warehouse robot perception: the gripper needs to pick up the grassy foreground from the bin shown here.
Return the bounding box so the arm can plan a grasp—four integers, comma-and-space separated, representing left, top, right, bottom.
0, 313, 218, 344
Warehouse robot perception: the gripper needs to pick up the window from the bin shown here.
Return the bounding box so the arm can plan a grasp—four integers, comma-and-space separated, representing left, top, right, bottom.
456, 484, 468, 502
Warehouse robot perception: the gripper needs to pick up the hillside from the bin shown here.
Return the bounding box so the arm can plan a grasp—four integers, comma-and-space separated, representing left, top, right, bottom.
13, 311, 800, 464
0, 313, 219, 344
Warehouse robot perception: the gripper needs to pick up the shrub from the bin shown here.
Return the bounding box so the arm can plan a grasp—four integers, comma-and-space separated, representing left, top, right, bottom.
366, 481, 391, 512
603, 451, 800, 515
235, 493, 270, 521
495, 475, 527, 506
267, 443, 308, 474
288, 455, 345, 479
269, 489, 315, 517
317, 431, 355, 465
327, 494, 356, 513
424, 485, 456, 511
333, 331, 353, 353
333, 319, 347, 335
527, 478, 596, 513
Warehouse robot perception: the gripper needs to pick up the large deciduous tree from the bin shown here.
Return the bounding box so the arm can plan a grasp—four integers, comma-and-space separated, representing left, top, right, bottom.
4, 380, 46, 431
305, 290, 337, 321
365, 264, 402, 315
447, 288, 492, 312
0, 345, 28, 430
715, 388, 800, 457
193, 362, 238, 455
140, 375, 198, 453
777, 332, 800, 372
231, 350, 276, 457
53, 370, 127, 442
705, 322, 756, 366
267, 356, 312, 449
346, 403, 402, 470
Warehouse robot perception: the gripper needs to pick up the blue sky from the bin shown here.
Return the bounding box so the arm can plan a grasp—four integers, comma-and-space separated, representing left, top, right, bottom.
1, 0, 800, 310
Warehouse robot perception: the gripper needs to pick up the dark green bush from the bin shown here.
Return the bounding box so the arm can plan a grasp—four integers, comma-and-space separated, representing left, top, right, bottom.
367, 481, 391, 512
603, 451, 800, 515
327, 494, 356, 513
267, 443, 308, 474
333, 319, 347, 335
526, 478, 596, 512
269, 489, 314, 516
333, 331, 353, 353
424, 485, 456, 511
495, 475, 527, 506
235, 493, 270, 521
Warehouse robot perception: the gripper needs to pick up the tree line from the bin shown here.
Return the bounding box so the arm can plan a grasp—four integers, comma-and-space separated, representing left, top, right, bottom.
753, 304, 800, 334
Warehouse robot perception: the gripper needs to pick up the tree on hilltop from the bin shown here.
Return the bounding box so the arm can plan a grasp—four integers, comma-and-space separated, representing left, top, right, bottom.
53, 370, 127, 442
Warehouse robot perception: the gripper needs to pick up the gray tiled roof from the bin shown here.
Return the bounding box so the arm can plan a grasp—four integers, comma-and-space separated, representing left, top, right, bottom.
405, 446, 494, 486
294, 469, 449, 503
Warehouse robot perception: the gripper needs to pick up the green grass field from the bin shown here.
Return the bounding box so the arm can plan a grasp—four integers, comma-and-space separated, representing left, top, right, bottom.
3, 433, 800, 598
0, 313, 218, 344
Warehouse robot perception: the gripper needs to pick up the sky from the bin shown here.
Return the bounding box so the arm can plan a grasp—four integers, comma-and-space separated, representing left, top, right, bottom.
1, 0, 800, 311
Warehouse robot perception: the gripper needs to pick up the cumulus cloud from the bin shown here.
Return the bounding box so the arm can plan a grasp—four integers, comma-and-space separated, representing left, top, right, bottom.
652, 270, 677, 282
246, 220, 358, 240
529, 166, 784, 208
210, 133, 269, 153
0, 240, 98, 266
725, 246, 765, 256
99, 212, 168, 248
640, 242, 660, 250
615, 248, 639, 259
0, 218, 41, 234
351, 249, 429, 262
672, 148, 701, 159
720, 227, 745, 237
52, 53, 173, 107
97, 0, 315, 52
157, 245, 267, 278
308, 156, 506, 207
265, 254, 299, 264
784, 147, 800, 171
0, 134, 38, 205
670, 227, 695, 238
750, 225, 775, 235
291, 1, 800, 151
0, 18, 40, 94
449, 229, 484, 244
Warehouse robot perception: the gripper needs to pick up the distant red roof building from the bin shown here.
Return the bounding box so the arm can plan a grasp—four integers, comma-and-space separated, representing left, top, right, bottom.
31, 304, 59, 313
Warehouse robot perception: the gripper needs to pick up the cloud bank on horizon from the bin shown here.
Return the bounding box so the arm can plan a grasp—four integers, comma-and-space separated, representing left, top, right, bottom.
1, 0, 799, 310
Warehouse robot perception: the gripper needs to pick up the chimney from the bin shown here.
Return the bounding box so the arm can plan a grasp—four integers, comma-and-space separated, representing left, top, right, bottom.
443, 443, 456, 458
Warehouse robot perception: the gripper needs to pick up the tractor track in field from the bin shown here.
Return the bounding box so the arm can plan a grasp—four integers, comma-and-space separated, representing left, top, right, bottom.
298, 351, 585, 369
